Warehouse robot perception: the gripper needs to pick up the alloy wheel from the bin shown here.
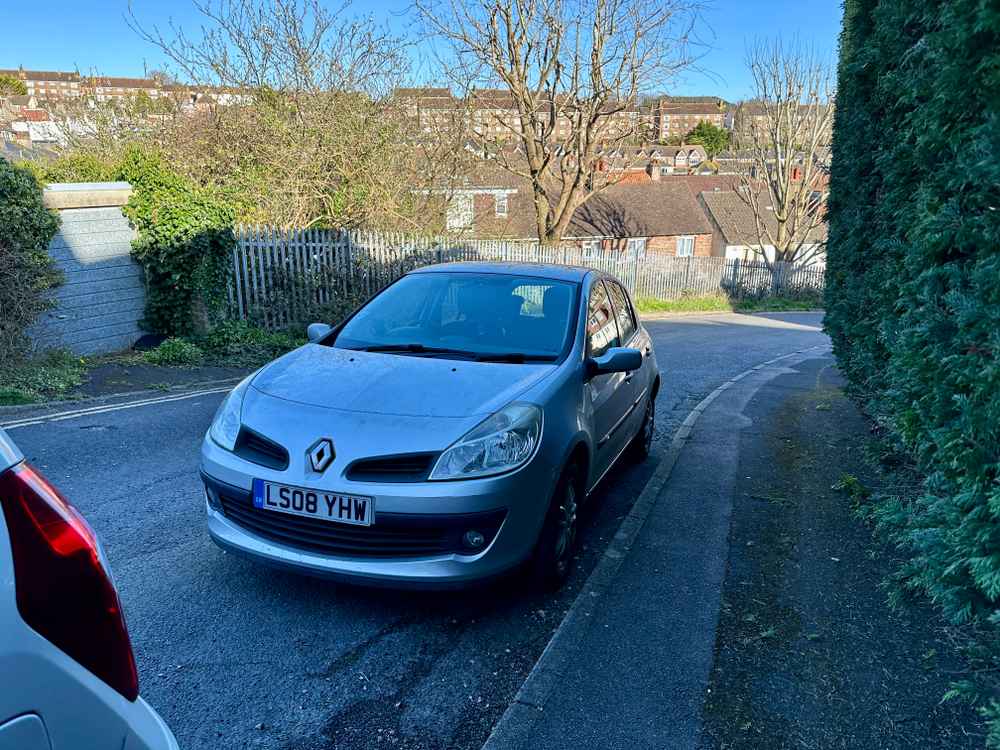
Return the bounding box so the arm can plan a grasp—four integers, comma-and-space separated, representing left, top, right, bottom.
553, 483, 578, 576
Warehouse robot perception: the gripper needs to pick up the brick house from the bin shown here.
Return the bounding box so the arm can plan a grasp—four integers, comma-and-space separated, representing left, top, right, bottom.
0, 68, 82, 101
654, 97, 729, 141
566, 182, 715, 258
445, 170, 715, 259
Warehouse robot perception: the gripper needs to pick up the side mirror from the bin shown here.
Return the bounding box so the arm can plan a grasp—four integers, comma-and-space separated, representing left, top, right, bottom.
586, 347, 642, 378
306, 322, 332, 343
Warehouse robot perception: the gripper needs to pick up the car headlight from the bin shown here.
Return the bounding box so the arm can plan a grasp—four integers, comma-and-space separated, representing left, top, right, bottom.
429, 403, 542, 481
208, 375, 255, 451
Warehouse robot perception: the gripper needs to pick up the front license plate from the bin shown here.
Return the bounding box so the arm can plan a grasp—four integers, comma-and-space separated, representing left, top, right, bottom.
252, 479, 373, 526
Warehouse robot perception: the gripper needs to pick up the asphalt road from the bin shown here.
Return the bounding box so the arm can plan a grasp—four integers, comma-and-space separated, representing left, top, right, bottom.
5, 312, 827, 750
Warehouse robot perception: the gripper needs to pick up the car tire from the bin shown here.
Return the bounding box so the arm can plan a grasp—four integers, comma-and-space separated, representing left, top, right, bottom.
629, 396, 655, 461
529, 462, 581, 591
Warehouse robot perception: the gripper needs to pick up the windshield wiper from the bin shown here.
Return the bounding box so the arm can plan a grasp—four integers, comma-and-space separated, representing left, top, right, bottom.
473, 352, 558, 363
353, 343, 479, 358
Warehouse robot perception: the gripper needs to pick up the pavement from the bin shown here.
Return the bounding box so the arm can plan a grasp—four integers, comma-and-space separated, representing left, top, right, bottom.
483, 344, 832, 750
2, 312, 829, 750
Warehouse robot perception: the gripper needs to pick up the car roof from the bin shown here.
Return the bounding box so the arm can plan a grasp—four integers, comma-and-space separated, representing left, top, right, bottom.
408, 261, 594, 283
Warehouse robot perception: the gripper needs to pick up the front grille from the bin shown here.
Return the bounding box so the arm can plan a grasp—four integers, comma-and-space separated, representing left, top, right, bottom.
345, 453, 437, 483
213, 482, 505, 559
234, 428, 289, 470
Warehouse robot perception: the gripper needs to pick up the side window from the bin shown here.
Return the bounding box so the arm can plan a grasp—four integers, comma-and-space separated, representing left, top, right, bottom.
586, 280, 619, 358
607, 282, 637, 344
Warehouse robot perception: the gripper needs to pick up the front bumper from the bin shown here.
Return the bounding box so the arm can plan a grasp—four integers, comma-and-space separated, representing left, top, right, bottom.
200, 438, 559, 588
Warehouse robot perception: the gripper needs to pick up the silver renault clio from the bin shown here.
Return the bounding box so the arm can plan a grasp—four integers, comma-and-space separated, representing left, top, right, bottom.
200, 262, 659, 589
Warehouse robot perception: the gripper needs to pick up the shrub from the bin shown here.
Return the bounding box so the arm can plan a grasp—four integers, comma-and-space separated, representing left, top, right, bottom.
143, 338, 205, 366
0, 160, 62, 362
200, 320, 304, 367
118, 147, 236, 337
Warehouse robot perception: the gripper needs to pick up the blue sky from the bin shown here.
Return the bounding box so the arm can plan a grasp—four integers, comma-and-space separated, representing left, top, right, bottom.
0, 0, 843, 101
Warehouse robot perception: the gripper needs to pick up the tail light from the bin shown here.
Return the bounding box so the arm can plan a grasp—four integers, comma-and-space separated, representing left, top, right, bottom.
0, 462, 139, 701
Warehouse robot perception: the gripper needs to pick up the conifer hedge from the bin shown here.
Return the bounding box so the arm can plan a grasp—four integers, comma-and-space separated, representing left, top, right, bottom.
826, 0, 1000, 622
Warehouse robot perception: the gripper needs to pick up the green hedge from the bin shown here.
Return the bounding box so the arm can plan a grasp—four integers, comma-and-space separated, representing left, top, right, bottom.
0, 160, 61, 362
826, 0, 1000, 624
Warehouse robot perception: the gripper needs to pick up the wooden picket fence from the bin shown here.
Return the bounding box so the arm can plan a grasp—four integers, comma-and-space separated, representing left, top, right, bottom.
229, 225, 825, 329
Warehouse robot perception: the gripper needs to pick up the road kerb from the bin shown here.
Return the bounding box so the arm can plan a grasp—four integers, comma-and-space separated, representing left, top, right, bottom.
481, 344, 831, 750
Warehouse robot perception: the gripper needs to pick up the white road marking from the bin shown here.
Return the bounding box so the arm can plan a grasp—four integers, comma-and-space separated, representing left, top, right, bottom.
1, 386, 234, 431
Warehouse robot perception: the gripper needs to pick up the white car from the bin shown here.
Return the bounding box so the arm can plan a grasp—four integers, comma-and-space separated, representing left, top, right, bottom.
0, 429, 177, 750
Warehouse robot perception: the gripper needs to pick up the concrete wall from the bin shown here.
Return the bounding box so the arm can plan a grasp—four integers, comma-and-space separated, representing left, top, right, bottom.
30, 182, 146, 355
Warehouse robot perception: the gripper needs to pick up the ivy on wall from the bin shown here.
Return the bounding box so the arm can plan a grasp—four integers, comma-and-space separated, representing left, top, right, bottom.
26, 148, 236, 338
117, 148, 236, 337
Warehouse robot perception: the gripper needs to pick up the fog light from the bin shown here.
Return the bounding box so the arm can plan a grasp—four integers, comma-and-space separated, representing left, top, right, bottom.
205, 485, 222, 511
462, 530, 486, 550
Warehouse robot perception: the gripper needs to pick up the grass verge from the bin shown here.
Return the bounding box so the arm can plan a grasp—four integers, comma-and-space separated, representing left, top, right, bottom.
636, 293, 823, 315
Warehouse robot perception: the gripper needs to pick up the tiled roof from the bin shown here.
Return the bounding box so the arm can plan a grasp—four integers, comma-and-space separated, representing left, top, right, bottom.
87, 76, 158, 88
0, 69, 80, 82
660, 174, 739, 196
394, 87, 453, 98
567, 181, 713, 239
659, 99, 725, 115
699, 190, 827, 245
20, 109, 49, 122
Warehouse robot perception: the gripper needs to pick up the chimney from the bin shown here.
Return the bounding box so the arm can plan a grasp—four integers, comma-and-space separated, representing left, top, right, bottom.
647, 160, 661, 181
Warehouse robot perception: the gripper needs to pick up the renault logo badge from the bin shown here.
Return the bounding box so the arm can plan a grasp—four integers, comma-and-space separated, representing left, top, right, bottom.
307, 438, 335, 473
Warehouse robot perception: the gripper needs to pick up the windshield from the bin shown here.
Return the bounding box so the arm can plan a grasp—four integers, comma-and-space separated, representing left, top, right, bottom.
333, 272, 578, 361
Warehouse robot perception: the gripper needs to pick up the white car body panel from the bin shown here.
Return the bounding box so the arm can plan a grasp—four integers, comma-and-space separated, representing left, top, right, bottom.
0, 430, 178, 750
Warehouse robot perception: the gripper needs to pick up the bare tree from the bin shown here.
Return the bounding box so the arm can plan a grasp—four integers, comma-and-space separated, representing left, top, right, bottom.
414, 0, 699, 243
732, 38, 834, 269
119, 0, 449, 230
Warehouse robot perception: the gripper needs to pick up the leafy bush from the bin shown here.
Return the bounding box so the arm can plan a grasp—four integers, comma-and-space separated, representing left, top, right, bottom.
118, 147, 236, 337
826, 0, 1000, 625
0, 74, 27, 96
200, 320, 304, 367
21, 152, 120, 184
143, 338, 205, 366
0, 160, 62, 362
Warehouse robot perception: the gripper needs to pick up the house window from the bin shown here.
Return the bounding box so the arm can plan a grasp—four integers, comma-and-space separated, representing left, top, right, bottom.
446, 194, 473, 231
660, 165, 673, 176
495, 194, 508, 217
581, 239, 601, 258
676, 236, 695, 257
627, 238, 647, 259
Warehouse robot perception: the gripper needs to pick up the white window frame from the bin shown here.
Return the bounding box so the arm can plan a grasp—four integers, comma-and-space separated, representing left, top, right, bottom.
627, 237, 647, 259
581, 239, 601, 258
495, 193, 508, 217
676, 236, 695, 257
